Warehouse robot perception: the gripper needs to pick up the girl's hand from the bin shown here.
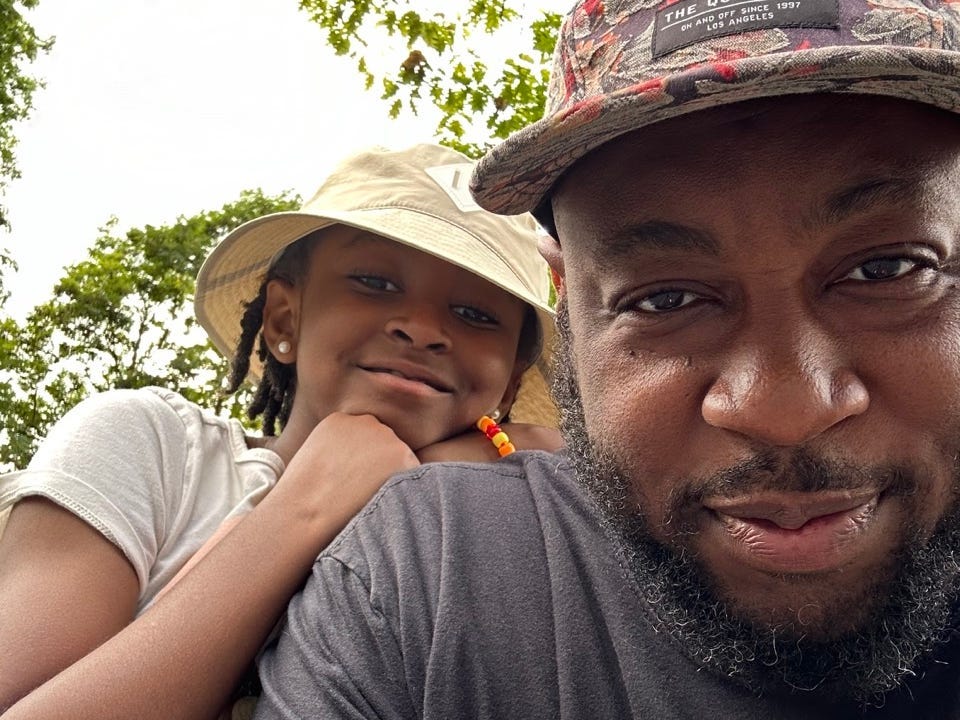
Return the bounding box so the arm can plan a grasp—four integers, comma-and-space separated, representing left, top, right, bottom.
162, 413, 418, 602
417, 423, 564, 464
277, 412, 420, 527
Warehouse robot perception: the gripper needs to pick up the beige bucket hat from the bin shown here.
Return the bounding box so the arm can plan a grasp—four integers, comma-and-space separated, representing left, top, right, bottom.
195, 143, 557, 427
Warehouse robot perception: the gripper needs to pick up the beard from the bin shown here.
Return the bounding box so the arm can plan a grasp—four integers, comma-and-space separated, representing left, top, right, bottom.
552, 301, 960, 706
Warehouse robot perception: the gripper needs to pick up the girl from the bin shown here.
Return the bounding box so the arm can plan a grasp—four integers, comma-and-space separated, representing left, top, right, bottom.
0, 144, 560, 719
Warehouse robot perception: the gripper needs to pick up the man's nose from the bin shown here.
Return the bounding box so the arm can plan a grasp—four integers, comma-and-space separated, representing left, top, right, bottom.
385, 304, 452, 352
701, 319, 869, 446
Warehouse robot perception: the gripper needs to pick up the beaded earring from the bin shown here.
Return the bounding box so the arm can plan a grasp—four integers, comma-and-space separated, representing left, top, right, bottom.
476, 414, 515, 457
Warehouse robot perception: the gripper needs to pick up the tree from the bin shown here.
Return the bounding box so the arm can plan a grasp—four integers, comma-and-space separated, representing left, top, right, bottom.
0, 0, 54, 228
0, 189, 300, 471
300, 0, 561, 157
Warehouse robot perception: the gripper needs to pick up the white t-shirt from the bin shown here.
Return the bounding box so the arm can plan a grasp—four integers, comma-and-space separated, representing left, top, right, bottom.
0, 387, 284, 614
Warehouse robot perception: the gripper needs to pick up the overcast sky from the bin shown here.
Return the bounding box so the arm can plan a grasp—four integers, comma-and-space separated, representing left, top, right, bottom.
1, 0, 565, 319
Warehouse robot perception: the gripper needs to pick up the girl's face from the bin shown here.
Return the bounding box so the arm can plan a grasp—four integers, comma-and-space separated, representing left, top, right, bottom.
264, 227, 529, 450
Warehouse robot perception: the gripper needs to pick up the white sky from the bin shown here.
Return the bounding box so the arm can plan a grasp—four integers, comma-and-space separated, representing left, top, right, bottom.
2, 0, 567, 320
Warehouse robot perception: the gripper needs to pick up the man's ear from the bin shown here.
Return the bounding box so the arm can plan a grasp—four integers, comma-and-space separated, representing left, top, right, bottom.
538, 234, 565, 297
261, 278, 300, 364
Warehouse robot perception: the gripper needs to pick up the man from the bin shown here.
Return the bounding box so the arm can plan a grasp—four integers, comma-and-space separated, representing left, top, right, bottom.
255, 0, 960, 717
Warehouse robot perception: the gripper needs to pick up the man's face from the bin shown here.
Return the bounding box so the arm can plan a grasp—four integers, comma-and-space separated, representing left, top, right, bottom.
548, 95, 960, 697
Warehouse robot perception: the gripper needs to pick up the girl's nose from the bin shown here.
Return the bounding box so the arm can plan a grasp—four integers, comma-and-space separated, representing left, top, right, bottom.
385, 308, 451, 352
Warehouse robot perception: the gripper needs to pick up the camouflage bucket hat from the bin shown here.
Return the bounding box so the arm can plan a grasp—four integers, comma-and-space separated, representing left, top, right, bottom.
471, 0, 960, 216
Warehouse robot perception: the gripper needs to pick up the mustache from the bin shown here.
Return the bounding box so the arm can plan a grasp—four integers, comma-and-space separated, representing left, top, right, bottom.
664, 447, 918, 527
682, 448, 915, 500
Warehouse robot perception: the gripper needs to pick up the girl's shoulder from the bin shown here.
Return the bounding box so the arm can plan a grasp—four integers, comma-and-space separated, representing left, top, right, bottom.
52, 387, 242, 446
23, 387, 256, 488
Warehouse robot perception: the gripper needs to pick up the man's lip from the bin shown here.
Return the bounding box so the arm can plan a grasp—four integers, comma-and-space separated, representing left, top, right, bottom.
358, 361, 453, 393
701, 491, 885, 574
703, 490, 881, 530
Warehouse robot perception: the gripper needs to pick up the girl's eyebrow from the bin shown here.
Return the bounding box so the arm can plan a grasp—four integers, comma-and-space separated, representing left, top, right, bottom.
337, 229, 399, 252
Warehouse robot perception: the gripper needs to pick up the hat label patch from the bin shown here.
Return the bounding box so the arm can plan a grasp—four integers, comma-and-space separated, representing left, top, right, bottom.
653, 0, 839, 57
425, 163, 483, 213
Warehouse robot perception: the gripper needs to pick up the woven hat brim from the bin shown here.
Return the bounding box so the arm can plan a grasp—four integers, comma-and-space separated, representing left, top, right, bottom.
194, 209, 558, 427
472, 46, 960, 215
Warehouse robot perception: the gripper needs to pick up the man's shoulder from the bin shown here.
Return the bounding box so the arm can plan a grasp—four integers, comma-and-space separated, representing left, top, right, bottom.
341, 449, 578, 528
392, 448, 574, 500
320, 450, 593, 581
308, 450, 630, 671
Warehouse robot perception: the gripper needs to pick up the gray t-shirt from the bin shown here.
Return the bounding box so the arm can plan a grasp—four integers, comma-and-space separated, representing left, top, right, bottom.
255, 451, 960, 719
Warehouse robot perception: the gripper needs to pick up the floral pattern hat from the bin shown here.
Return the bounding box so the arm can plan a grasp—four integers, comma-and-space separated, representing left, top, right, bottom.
470, 0, 960, 216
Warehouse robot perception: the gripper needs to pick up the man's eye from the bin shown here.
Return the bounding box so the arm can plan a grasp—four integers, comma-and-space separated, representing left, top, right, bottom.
635, 290, 699, 313
845, 258, 919, 282
352, 275, 400, 292
453, 306, 498, 325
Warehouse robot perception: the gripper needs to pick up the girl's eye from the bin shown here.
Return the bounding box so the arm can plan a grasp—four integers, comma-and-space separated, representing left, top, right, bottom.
634, 290, 700, 313
844, 257, 920, 282
453, 305, 499, 326
352, 275, 400, 292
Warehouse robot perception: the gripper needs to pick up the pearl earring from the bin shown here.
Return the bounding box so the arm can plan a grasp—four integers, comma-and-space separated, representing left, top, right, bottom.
489, 408, 501, 422
277, 340, 291, 355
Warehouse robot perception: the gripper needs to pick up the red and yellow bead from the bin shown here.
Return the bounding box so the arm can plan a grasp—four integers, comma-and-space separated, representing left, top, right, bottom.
476, 415, 516, 457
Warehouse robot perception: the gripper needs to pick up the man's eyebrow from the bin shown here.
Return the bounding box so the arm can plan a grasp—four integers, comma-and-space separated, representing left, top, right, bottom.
591, 178, 919, 261
599, 221, 719, 260
817, 177, 917, 228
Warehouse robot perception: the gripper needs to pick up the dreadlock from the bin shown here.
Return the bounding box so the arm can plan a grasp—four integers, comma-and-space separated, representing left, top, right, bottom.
223, 232, 320, 436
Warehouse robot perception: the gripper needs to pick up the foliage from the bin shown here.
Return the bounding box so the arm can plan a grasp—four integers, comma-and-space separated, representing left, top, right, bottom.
0, 246, 15, 303
300, 0, 561, 157
0, 0, 54, 228
0, 190, 300, 470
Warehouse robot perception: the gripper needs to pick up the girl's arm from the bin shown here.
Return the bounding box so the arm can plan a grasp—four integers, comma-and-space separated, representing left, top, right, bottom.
0, 498, 140, 711
0, 412, 418, 720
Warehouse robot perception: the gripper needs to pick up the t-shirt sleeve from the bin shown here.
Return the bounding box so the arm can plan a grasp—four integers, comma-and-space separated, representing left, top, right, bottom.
255, 555, 415, 720
0, 388, 188, 592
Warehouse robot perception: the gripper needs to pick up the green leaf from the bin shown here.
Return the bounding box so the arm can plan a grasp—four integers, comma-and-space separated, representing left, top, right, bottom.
299, 0, 558, 156
0, 0, 55, 228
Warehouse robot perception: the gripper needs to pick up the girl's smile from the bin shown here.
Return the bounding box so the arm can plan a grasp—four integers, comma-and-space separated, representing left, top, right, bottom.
356, 360, 454, 395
